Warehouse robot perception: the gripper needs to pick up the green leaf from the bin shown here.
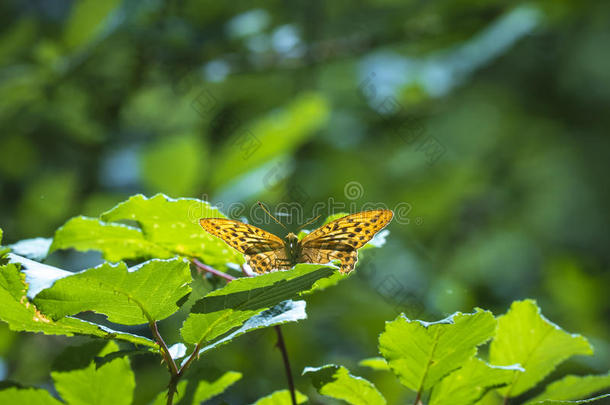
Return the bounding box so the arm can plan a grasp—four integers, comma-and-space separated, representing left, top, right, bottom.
303, 364, 387, 405
525, 373, 610, 404
52, 341, 135, 405
34, 258, 191, 324
191, 264, 336, 313
0, 387, 63, 405
530, 394, 610, 404
50, 216, 163, 262
429, 358, 523, 405
151, 371, 242, 405
358, 357, 391, 371
211, 92, 329, 189
63, 0, 121, 50
0, 261, 156, 347
195, 300, 306, 355
182, 264, 335, 344
50, 194, 244, 266
193, 371, 243, 403
490, 300, 593, 398
379, 309, 496, 392
252, 389, 308, 405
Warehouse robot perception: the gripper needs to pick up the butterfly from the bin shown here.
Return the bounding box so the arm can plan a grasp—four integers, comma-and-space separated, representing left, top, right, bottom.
199, 209, 393, 274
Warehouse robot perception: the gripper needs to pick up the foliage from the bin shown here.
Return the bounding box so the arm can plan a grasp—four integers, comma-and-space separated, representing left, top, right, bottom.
2, 0, 610, 402
314, 300, 609, 405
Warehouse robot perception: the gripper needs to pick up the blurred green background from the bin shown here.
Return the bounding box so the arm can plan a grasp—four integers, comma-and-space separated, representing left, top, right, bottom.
1, 0, 609, 403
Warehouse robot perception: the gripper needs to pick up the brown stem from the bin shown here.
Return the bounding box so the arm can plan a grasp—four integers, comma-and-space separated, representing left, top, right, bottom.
413, 390, 422, 405
192, 258, 236, 281
149, 321, 178, 376
275, 326, 297, 405
148, 321, 179, 405
178, 343, 201, 376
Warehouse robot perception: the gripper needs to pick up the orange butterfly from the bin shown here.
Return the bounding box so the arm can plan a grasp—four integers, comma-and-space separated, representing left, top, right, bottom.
199, 207, 393, 274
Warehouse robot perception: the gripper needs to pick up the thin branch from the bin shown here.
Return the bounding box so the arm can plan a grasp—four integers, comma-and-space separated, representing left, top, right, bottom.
148, 321, 179, 405
149, 320, 178, 376
275, 326, 297, 405
192, 258, 236, 282
178, 343, 201, 376
413, 390, 422, 405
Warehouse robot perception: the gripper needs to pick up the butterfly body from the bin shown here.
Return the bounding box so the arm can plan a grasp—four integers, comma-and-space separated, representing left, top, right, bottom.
200, 209, 393, 274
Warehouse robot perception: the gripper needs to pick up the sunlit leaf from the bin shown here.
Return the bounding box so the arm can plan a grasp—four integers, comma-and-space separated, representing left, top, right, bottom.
529, 394, 610, 404
151, 371, 242, 405
358, 357, 391, 371
490, 300, 593, 397
525, 373, 610, 404
303, 364, 387, 405
195, 300, 306, 355
429, 358, 522, 405
34, 258, 191, 325
252, 389, 308, 405
51, 194, 244, 267
0, 261, 156, 347
0, 387, 63, 405
182, 264, 335, 344
52, 341, 134, 405
379, 309, 495, 392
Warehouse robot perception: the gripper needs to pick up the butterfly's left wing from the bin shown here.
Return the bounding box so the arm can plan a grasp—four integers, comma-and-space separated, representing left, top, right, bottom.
298, 209, 393, 273
199, 218, 289, 274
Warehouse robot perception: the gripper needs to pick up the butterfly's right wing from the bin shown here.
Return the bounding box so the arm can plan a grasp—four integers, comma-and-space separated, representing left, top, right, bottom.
199, 218, 290, 274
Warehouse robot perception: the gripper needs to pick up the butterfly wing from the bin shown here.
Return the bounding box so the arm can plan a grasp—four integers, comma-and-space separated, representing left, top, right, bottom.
199, 218, 289, 274
298, 209, 393, 273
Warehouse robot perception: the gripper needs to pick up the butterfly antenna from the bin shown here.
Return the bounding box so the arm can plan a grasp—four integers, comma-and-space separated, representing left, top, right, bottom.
257, 202, 287, 230
297, 215, 321, 231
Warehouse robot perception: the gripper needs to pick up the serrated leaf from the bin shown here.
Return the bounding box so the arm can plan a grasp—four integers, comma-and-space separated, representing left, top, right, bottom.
525, 373, 610, 404
490, 300, 593, 398
191, 264, 336, 313
429, 358, 523, 405
303, 364, 386, 405
151, 371, 242, 405
101, 194, 243, 265
530, 394, 610, 404
0, 387, 63, 405
193, 371, 243, 403
50, 216, 163, 262
359, 357, 391, 371
379, 309, 496, 392
195, 300, 306, 356
34, 258, 191, 325
0, 261, 156, 347
52, 341, 134, 405
50, 194, 244, 267
182, 264, 334, 344
252, 389, 308, 405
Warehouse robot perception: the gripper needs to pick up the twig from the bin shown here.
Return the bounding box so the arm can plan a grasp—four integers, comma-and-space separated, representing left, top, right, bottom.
178, 343, 201, 376
148, 320, 179, 405
192, 258, 236, 281
275, 326, 297, 405
149, 320, 178, 375
413, 390, 422, 405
